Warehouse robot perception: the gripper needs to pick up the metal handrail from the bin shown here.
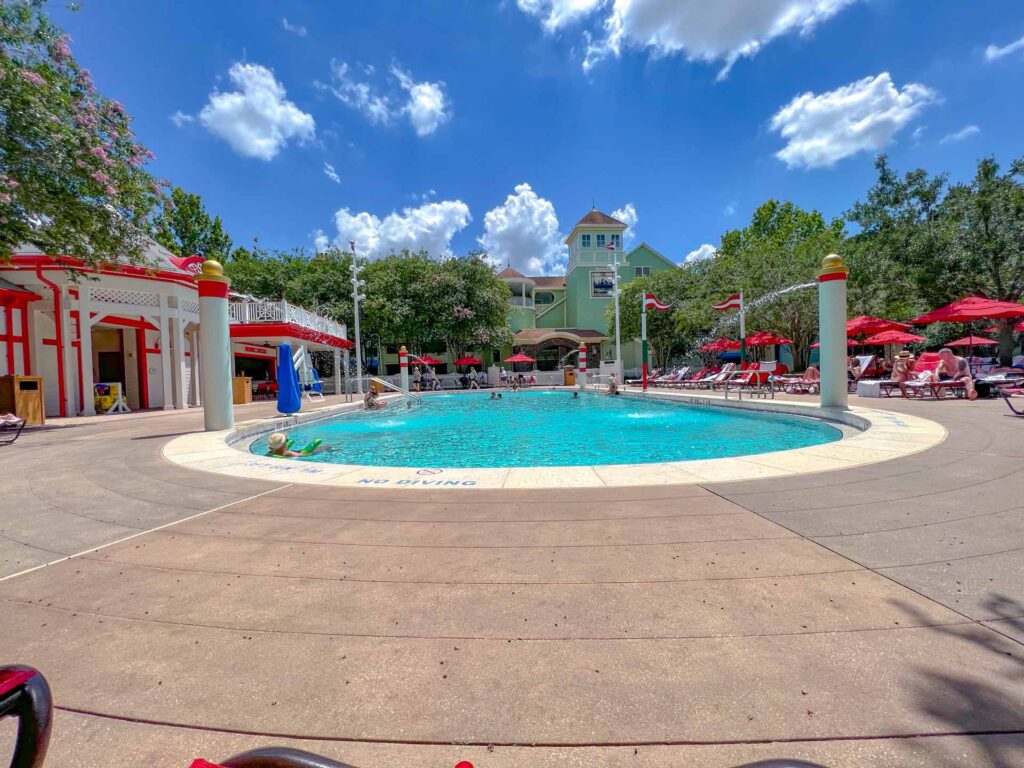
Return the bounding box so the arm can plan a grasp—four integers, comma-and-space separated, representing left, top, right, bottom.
369, 377, 422, 400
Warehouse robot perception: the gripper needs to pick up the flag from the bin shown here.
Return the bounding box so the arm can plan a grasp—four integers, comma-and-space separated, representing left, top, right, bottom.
604, 240, 616, 251
712, 293, 742, 311
349, 240, 356, 252
643, 293, 671, 311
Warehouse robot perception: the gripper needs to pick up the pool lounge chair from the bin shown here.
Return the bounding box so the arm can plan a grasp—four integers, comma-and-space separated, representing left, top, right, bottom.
900, 355, 967, 399
684, 363, 735, 389
712, 362, 757, 391
998, 387, 1024, 416
847, 355, 877, 393
0, 413, 25, 445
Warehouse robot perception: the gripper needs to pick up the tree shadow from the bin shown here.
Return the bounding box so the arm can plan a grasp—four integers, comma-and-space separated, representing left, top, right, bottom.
894, 593, 1024, 767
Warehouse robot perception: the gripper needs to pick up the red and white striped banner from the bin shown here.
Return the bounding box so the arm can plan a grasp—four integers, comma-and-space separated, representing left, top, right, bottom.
643, 293, 671, 311
712, 293, 742, 311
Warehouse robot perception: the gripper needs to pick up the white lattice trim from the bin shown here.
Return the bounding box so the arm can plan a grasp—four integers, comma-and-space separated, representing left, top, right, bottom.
90, 287, 160, 307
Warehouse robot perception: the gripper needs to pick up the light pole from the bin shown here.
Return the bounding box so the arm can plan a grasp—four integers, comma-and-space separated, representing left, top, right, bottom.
606, 241, 623, 380
349, 240, 366, 394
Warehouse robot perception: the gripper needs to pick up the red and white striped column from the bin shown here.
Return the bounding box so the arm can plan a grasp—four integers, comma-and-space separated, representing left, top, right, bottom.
399, 345, 409, 392
195, 259, 234, 431
578, 343, 587, 390
817, 254, 849, 409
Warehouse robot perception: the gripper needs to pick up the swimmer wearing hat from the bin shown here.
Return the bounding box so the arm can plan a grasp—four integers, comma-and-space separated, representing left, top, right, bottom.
267, 432, 334, 457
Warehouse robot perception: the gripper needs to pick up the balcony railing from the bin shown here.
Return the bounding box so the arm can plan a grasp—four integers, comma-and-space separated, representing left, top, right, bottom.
509, 296, 535, 308
228, 299, 347, 339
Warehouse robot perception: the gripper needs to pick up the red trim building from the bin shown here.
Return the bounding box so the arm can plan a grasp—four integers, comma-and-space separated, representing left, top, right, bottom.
0, 243, 352, 417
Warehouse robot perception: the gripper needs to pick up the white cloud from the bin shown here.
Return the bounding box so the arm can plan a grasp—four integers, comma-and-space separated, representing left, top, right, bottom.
769, 72, 938, 169
332, 200, 471, 258
985, 34, 1024, 61
723, 201, 736, 216
939, 124, 980, 144
683, 243, 716, 264
312, 229, 330, 253
912, 125, 927, 144
479, 183, 567, 275
282, 17, 308, 37
325, 60, 392, 125
197, 63, 315, 160
170, 110, 194, 127
516, 0, 605, 31
517, 0, 859, 77
323, 61, 450, 136
392, 65, 451, 136
323, 162, 340, 184
611, 203, 638, 243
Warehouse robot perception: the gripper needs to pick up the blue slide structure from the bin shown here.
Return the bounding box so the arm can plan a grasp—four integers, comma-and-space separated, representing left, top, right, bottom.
276, 343, 302, 415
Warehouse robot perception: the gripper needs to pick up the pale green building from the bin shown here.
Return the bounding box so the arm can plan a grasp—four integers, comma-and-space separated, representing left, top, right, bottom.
499, 208, 678, 373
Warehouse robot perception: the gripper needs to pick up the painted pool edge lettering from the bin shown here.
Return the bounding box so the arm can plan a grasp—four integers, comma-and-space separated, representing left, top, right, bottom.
249, 390, 842, 469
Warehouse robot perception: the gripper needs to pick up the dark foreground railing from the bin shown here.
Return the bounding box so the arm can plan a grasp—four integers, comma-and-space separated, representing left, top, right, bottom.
2, 663, 826, 768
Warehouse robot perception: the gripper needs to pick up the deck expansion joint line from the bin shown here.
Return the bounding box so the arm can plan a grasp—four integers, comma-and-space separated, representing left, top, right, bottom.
0, 485, 294, 583
50, 707, 1024, 749
215, 509, 749, 523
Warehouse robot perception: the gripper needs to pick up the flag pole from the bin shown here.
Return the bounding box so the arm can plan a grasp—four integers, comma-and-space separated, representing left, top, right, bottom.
739, 290, 747, 364
613, 247, 622, 381
641, 293, 648, 392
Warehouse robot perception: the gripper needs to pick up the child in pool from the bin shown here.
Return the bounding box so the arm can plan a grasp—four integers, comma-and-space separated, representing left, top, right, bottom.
267, 432, 334, 457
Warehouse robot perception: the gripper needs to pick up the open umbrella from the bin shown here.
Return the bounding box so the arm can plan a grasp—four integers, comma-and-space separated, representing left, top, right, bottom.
504, 353, 535, 363
454, 356, 483, 366
861, 330, 926, 345
911, 296, 1024, 324
411, 354, 444, 366
984, 322, 1024, 333
698, 338, 740, 352
745, 331, 793, 346
947, 335, 997, 347
847, 316, 911, 336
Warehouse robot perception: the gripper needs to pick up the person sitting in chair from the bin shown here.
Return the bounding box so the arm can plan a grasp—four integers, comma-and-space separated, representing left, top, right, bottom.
936, 347, 978, 400
606, 373, 620, 396
890, 350, 914, 383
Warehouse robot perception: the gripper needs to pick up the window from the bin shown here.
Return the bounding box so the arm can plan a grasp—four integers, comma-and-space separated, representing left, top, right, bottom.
535, 292, 554, 305
611, 234, 621, 249
581, 234, 591, 248
596, 234, 606, 247
635, 267, 650, 277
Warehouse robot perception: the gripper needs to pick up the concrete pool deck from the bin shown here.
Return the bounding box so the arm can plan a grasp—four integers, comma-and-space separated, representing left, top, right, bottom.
0, 393, 1022, 767
160, 388, 948, 489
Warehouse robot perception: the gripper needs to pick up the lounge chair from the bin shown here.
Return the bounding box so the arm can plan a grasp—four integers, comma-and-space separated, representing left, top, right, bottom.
0, 413, 26, 445
847, 355, 877, 393
713, 362, 757, 391
998, 387, 1024, 416
899, 354, 967, 399
681, 365, 729, 389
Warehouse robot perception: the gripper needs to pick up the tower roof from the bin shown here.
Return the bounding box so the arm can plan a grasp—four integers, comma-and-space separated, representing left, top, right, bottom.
497, 267, 527, 279
573, 209, 626, 228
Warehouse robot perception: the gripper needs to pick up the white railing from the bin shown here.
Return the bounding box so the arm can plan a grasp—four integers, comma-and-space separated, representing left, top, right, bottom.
228, 299, 347, 339
508, 296, 535, 308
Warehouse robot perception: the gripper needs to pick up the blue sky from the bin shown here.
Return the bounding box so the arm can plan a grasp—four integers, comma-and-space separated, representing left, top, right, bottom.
56, 0, 1024, 274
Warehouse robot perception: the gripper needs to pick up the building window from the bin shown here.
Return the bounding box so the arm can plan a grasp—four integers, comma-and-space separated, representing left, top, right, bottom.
596, 234, 606, 248
635, 266, 650, 277
581, 234, 591, 248
611, 234, 621, 249
535, 292, 554, 305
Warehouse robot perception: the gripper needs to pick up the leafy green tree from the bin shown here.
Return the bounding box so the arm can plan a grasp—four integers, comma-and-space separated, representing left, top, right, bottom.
426, 254, 511, 362
710, 200, 844, 370
154, 186, 233, 261
0, 0, 163, 267
615, 269, 699, 370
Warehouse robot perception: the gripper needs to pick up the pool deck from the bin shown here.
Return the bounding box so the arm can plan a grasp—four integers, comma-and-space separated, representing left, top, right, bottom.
1, 393, 1022, 767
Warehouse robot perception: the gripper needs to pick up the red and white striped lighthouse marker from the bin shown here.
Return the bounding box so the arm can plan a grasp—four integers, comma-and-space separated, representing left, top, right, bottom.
399, 345, 409, 392
578, 342, 587, 390
817, 253, 849, 409
194, 259, 234, 431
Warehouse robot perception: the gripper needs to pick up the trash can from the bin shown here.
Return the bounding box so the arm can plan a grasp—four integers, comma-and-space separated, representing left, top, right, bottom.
563, 366, 576, 386
0, 376, 45, 425
232, 376, 253, 405
371, 379, 386, 393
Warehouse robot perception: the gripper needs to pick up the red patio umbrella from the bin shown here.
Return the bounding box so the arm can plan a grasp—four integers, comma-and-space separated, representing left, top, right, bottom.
860, 330, 926, 345
911, 296, 1024, 324
946, 335, 997, 347
846, 315, 911, 336
984, 322, 1024, 333
454, 355, 483, 366
412, 354, 444, 366
698, 338, 741, 352
745, 331, 794, 346
504, 353, 536, 363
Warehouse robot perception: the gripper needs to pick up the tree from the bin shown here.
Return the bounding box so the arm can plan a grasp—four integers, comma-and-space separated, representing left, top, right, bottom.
614, 269, 697, 370
425, 254, 511, 362
710, 201, 844, 370
0, 1, 163, 268
154, 187, 233, 261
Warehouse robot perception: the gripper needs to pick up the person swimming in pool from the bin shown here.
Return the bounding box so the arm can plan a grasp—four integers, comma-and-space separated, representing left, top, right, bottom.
267, 432, 334, 457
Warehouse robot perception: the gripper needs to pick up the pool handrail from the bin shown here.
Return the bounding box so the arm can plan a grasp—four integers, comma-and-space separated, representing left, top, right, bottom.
369, 377, 422, 401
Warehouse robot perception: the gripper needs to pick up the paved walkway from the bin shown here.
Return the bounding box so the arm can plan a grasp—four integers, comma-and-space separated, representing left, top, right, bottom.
1, 395, 1022, 767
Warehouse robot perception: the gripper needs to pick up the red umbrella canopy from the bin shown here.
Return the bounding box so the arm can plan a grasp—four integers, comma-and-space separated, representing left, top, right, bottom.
454, 356, 483, 366
946, 335, 998, 347
504, 353, 536, 363
699, 338, 741, 351
412, 355, 444, 365
984, 322, 1024, 333
911, 297, 1024, 324
745, 331, 794, 347
846, 315, 911, 336
860, 330, 927, 345
811, 339, 861, 349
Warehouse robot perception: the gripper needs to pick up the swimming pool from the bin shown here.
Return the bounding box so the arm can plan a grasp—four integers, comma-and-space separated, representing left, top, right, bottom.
250, 390, 842, 469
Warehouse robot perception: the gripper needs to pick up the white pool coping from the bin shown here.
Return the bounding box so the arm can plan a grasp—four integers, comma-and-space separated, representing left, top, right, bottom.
161, 388, 947, 489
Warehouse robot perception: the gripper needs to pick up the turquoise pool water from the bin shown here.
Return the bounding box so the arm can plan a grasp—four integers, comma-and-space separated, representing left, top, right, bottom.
251, 391, 842, 468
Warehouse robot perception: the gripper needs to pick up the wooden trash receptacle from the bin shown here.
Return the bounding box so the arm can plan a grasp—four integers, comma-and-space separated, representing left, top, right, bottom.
0, 376, 45, 425
232, 376, 253, 405
563, 367, 576, 386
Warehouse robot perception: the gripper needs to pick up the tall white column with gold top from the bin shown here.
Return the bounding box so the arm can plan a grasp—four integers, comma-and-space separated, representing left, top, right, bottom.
818, 253, 849, 409
195, 259, 234, 431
